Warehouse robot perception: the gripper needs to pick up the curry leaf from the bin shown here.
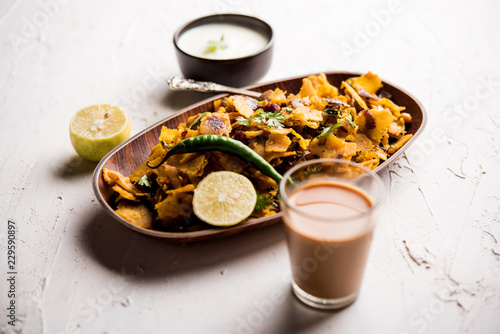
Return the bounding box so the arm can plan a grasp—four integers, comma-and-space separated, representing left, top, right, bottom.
188, 112, 208, 130
316, 122, 343, 138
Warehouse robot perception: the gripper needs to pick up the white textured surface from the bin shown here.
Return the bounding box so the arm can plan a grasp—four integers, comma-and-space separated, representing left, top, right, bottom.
1, 0, 499, 333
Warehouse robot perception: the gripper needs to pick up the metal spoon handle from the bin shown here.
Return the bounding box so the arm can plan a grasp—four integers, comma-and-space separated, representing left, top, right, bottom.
167, 76, 262, 98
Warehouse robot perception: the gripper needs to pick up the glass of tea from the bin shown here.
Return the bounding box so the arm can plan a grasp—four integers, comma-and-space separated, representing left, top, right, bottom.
279, 159, 384, 310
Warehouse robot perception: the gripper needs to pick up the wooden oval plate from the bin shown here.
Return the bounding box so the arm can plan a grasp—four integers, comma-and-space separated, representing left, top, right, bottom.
92, 72, 426, 243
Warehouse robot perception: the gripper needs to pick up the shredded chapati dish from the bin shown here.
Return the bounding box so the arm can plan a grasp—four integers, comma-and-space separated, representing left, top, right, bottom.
103, 72, 412, 231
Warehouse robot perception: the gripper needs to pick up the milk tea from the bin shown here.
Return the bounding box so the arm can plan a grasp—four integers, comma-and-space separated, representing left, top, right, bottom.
283, 182, 374, 300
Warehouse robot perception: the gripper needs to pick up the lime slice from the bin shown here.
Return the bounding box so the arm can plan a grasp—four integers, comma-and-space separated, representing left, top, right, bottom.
193, 171, 257, 227
69, 104, 131, 162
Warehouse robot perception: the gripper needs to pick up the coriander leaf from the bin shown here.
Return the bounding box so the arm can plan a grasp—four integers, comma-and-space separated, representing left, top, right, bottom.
257, 110, 285, 129
255, 194, 271, 211
137, 175, 151, 188
316, 122, 343, 138
206, 35, 227, 53
206, 45, 217, 53
238, 110, 285, 129
236, 114, 256, 126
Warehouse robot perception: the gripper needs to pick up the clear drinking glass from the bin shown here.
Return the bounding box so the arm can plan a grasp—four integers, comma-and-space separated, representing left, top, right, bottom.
279, 159, 384, 310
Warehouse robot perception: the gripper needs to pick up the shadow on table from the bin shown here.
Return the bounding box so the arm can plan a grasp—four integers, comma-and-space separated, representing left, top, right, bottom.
270, 290, 341, 334
79, 211, 344, 332
234, 286, 340, 334
53, 154, 97, 179
280, 292, 342, 334
78, 210, 285, 279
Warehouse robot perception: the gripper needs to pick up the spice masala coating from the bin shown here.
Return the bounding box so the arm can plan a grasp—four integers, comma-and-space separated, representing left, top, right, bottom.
103, 72, 412, 231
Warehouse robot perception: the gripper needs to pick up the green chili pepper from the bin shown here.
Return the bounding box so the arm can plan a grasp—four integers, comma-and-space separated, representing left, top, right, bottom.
147, 135, 283, 183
